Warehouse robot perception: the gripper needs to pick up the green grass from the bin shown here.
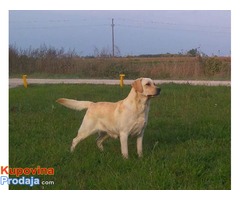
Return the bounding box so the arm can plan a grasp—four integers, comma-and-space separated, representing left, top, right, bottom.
9, 84, 231, 190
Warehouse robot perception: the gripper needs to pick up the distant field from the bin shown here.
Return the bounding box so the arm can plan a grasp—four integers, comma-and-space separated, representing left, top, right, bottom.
9, 84, 230, 189
10, 52, 231, 80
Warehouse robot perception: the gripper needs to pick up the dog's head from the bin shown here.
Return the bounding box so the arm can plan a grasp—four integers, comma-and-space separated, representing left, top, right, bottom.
132, 78, 161, 98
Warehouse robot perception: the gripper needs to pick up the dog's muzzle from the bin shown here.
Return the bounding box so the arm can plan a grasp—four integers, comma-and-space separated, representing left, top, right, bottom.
148, 88, 161, 98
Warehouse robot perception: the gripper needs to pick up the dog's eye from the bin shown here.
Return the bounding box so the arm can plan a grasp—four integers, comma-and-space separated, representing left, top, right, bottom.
146, 83, 151, 86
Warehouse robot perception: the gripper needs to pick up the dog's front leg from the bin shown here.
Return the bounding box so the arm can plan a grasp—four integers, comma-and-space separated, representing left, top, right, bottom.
137, 133, 144, 158
120, 133, 129, 159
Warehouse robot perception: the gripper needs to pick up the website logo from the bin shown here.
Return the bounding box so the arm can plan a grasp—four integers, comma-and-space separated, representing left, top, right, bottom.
0, 166, 55, 187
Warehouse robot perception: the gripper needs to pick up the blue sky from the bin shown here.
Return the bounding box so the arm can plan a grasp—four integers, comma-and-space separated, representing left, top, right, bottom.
9, 10, 231, 56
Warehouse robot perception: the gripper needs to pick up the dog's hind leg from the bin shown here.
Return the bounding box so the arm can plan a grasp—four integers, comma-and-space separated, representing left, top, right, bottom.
96, 132, 109, 151
70, 131, 90, 152
70, 118, 97, 152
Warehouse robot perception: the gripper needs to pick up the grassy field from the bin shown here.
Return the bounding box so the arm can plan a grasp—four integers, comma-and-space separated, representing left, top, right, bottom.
9, 83, 230, 190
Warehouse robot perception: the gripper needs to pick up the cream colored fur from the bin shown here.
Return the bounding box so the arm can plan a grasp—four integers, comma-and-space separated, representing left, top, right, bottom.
56, 78, 160, 158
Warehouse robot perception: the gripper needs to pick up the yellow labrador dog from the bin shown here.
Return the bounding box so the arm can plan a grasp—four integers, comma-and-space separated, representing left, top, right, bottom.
56, 78, 160, 158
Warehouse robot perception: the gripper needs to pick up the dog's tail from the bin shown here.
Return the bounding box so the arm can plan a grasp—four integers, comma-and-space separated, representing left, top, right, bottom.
56, 98, 93, 111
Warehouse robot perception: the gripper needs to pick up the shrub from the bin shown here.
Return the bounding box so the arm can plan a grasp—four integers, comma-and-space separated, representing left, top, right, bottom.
202, 57, 230, 77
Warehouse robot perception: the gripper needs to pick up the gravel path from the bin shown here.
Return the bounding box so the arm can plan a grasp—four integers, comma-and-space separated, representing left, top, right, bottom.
9, 78, 231, 88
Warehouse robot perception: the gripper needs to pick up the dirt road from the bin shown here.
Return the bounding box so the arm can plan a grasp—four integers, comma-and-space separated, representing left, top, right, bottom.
9, 78, 231, 88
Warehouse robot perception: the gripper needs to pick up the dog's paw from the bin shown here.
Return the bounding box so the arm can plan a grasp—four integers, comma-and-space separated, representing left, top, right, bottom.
70, 146, 75, 152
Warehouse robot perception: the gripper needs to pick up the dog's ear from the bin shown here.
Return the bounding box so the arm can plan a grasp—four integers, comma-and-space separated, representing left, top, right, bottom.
132, 78, 143, 93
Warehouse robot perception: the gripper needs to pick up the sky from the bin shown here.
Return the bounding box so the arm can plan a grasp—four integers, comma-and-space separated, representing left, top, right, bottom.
9, 10, 231, 56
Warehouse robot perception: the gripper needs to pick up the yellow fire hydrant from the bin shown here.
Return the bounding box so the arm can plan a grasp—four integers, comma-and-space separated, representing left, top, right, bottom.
22, 75, 28, 88
119, 74, 125, 88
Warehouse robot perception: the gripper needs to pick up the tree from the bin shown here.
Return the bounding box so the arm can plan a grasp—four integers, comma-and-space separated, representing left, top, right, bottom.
187, 48, 199, 57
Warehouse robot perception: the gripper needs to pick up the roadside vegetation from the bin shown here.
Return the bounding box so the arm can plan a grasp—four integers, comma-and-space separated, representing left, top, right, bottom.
9, 45, 231, 80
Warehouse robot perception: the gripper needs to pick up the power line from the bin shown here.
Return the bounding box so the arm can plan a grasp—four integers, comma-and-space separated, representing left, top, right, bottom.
10, 22, 230, 35
115, 17, 230, 29
116, 24, 230, 34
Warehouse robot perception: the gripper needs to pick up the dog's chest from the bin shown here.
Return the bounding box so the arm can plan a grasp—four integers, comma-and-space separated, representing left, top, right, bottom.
125, 102, 150, 136
129, 116, 147, 136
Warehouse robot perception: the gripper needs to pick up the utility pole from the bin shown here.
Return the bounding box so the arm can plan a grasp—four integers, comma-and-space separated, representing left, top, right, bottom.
111, 18, 115, 57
